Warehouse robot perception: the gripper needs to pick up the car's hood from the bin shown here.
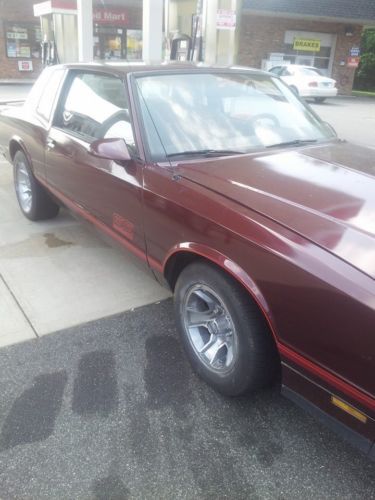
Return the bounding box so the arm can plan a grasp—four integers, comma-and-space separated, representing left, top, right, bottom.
175, 141, 375, 279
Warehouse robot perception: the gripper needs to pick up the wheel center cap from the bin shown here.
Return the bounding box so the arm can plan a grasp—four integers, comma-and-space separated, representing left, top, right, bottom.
208, 316, 231, 337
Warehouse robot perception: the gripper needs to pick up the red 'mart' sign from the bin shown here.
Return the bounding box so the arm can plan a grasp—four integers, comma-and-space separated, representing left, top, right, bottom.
93, 8, 129, 26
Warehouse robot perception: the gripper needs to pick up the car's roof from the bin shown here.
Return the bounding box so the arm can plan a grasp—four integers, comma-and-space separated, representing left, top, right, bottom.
54, 61, 270, 77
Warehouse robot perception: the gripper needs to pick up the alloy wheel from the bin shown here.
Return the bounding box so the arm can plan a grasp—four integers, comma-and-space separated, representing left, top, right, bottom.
182, 284, 238, 373
15, 160, 33, 213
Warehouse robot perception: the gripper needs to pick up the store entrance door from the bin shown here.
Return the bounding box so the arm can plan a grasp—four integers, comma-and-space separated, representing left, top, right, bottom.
94, 26, 126, 60
295, 55, 314, 66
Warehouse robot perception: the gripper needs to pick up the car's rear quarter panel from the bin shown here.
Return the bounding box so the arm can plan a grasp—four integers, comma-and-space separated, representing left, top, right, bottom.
0, 108, 47, 179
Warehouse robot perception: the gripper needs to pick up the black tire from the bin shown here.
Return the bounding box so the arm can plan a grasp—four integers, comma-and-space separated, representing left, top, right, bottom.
13, 150, 59, 221
174, 261, 279, 396
314, 97, 326, 103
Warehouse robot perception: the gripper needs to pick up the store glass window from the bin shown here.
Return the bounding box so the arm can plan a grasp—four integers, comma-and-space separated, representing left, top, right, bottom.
283, 43, 331, 72
94, 26, 125, 60
281, 31, 335, 76
126, 30, 142, 60
5, 23, 41, 59
93, 26, 142, 61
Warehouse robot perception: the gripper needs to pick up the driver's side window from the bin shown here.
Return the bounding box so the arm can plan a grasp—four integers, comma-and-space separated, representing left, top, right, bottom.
55, 71, 136, 151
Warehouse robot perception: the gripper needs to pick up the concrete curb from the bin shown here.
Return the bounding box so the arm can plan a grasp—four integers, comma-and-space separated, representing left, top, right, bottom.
0, 99, 25, 106
0, 80, 35, 85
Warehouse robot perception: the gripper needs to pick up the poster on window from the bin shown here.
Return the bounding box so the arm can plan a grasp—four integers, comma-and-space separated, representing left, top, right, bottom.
19, 45, 31, 58
18, 60, 33, 71
216, 10, 236, 30
6, 31, 28, 40
6, 42, 17, 57
5, 24, 39, 59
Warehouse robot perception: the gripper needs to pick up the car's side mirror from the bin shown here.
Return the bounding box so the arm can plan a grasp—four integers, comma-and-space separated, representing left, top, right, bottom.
89, 138, 131, 162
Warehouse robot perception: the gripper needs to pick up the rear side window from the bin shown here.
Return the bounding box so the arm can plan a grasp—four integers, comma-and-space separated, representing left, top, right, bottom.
36, 69, 65, 121
280, 67, 292, 76
24, 67, 56, 110
55, 72, 135, 150
269, 66, 282, 76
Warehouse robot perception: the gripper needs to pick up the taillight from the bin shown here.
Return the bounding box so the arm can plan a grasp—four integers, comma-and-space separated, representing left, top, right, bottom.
308, 81, 318, 87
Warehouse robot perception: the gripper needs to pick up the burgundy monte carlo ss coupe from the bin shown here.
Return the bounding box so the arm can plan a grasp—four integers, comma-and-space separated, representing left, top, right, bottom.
0, 63, 374, 457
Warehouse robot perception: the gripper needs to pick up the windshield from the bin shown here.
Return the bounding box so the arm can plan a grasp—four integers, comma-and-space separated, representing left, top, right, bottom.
135, 72, 335, 160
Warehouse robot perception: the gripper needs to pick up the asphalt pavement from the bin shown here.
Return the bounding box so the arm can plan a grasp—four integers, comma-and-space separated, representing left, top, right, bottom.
0, 300, 374, 499
310, 96, 375, 148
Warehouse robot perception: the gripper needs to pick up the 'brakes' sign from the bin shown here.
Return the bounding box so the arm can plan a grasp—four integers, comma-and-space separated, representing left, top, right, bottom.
293, 38, 321, 52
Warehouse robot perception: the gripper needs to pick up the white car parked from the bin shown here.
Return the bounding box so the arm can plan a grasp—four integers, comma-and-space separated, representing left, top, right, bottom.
269, 65, 338, 103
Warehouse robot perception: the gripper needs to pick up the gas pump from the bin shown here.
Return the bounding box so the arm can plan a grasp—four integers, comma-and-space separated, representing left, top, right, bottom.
170, 34, 192, 61
41, 36, 58, 66
34, 1, 78, 64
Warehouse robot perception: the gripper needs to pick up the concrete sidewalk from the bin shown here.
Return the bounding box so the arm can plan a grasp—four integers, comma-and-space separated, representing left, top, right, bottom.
0, 159, 170, 347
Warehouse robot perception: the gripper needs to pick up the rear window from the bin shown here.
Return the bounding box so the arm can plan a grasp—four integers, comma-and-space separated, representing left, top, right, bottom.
297, 67, 323, 77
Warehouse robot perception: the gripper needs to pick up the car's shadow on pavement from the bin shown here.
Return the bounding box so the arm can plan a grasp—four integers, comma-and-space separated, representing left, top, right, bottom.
0, 299, 373, 499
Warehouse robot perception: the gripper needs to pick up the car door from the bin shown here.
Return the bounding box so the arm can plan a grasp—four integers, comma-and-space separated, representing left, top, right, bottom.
45, 69, 147, 261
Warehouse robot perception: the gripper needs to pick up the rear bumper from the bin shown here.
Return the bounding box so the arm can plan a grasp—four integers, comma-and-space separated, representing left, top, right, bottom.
300, 87, 338, 98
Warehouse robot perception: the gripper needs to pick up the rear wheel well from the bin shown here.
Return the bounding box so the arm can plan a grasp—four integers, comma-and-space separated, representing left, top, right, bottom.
9, 140, 23, 161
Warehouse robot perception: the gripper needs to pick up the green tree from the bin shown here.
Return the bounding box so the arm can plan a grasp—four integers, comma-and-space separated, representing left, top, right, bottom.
354, 29, 375, 91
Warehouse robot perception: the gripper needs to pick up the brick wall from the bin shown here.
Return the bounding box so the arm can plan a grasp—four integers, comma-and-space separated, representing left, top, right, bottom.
0, 0, 43, 80
237, 13, 363, 94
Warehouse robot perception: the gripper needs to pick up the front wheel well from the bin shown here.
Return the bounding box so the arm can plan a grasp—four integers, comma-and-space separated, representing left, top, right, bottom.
164, 251, 200, 291
164, 250, 280, 347
172, 257, 281, 394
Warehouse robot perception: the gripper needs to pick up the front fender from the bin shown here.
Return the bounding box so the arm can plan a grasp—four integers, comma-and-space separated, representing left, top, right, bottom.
162, 241, 279, 344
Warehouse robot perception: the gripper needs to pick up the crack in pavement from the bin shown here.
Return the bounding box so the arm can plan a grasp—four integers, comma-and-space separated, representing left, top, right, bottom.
0, 271, 39, 339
